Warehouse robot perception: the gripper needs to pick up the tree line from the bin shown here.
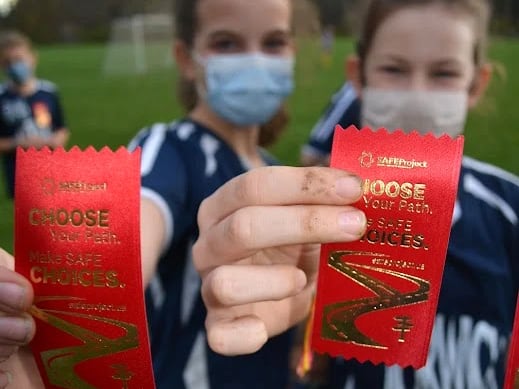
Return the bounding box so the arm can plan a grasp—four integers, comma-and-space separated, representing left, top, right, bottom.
1, 0, 518, 44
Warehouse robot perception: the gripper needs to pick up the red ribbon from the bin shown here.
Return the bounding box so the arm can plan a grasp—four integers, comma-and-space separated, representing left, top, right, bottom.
505, 294, 519, 389
15, 147, 155, 388
312, 126, 464, 368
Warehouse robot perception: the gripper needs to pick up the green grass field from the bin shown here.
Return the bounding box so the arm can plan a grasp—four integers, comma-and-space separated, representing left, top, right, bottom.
1, 37, 519, 251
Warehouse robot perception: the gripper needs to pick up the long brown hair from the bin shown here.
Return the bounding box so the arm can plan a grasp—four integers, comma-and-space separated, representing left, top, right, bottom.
173, 0, 291, 147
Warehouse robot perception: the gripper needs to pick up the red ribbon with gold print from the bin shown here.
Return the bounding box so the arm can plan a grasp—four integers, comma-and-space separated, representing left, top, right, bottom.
505, 294, 519, 389
311, 126, 464, 368
15, 147, 155, 388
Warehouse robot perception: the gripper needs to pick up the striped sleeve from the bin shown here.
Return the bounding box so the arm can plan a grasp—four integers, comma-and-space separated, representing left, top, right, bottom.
130, 123, 187, 250
303, 82, 361, 158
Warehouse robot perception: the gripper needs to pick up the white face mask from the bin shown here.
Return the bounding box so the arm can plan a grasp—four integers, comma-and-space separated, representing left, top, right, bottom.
361, 88, 468, 137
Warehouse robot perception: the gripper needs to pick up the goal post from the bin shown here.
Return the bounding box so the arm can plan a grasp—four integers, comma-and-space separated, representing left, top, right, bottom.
103, 13, 174, 76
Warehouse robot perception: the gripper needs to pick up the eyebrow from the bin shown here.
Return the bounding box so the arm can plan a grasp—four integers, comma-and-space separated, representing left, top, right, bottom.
378, 54, 463, 66
265, 29, 292, 36
432, 59, 463, 67
207, 28, 291, 39
207, 30, 240, 38
376, 54, 408, 64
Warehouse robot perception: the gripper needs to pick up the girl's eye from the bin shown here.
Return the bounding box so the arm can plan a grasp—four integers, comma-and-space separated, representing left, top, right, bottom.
432, 70, 460, 78
380, 65, 405, 74
210, 37, 241, 53
264, 38, 288, 51
262, 33, 291, 54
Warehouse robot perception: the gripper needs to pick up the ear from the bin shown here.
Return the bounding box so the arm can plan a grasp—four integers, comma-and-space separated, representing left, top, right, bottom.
174, 40, 196, 81
346, 55, 363, 97
468, 63, 492, 108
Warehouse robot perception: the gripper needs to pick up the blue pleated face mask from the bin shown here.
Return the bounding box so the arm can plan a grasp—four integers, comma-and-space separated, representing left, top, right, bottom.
196, 53, 294, 127
6, 60, 32, 85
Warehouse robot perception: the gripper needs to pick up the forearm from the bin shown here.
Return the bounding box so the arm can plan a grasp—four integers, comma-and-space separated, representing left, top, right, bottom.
140, 198, 166, 288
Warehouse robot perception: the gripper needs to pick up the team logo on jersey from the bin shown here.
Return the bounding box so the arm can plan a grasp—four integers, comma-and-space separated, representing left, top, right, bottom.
33, 102, 52, 129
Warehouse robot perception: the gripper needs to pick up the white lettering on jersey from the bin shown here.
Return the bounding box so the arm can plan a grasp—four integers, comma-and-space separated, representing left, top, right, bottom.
344, 315, 507, 389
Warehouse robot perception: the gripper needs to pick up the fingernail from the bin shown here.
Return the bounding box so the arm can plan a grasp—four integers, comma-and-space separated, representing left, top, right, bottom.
336, 176, 363, 200
338, 210, 366, 236
0, 317, 31, 344
0, 283, 25, 311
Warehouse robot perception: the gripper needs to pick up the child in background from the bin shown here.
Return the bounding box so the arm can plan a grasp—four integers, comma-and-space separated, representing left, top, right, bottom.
0, 31, 69, 199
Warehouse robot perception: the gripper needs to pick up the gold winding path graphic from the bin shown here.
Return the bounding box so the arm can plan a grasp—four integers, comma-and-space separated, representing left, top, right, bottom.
322, 251, 430, 348
31, 297, 138, 389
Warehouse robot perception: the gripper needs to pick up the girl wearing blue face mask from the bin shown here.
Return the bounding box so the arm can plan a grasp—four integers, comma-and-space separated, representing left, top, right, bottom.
122, 1, 304, 387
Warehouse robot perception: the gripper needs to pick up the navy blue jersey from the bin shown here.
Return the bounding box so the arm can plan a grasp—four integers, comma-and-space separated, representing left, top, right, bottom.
0, 80, 66, 197
129, 119, 293, 389
301, 82, 360, 160
322, 157, 519, 389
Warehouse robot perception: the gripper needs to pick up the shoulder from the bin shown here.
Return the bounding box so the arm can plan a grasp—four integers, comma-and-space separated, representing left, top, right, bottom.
129, 119, 212, 175
36, 80, 58, 94
460, 157, 519, 226
333, 82, 358, 103
130, 121, 182, 174
308, 82, 360, 143
327, 82, 359, 113
129, 120, 205, 153
462, 156, 519, 190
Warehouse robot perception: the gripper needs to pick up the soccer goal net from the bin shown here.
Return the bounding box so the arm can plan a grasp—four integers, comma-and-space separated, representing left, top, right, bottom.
103, 13, 174, 75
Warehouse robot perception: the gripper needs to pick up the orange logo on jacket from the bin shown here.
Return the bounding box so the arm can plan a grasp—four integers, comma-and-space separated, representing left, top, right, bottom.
33, 102, 52, 129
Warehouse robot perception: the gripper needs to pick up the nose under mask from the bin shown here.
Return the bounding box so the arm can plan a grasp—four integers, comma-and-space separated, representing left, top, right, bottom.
361, 88, 468, 137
